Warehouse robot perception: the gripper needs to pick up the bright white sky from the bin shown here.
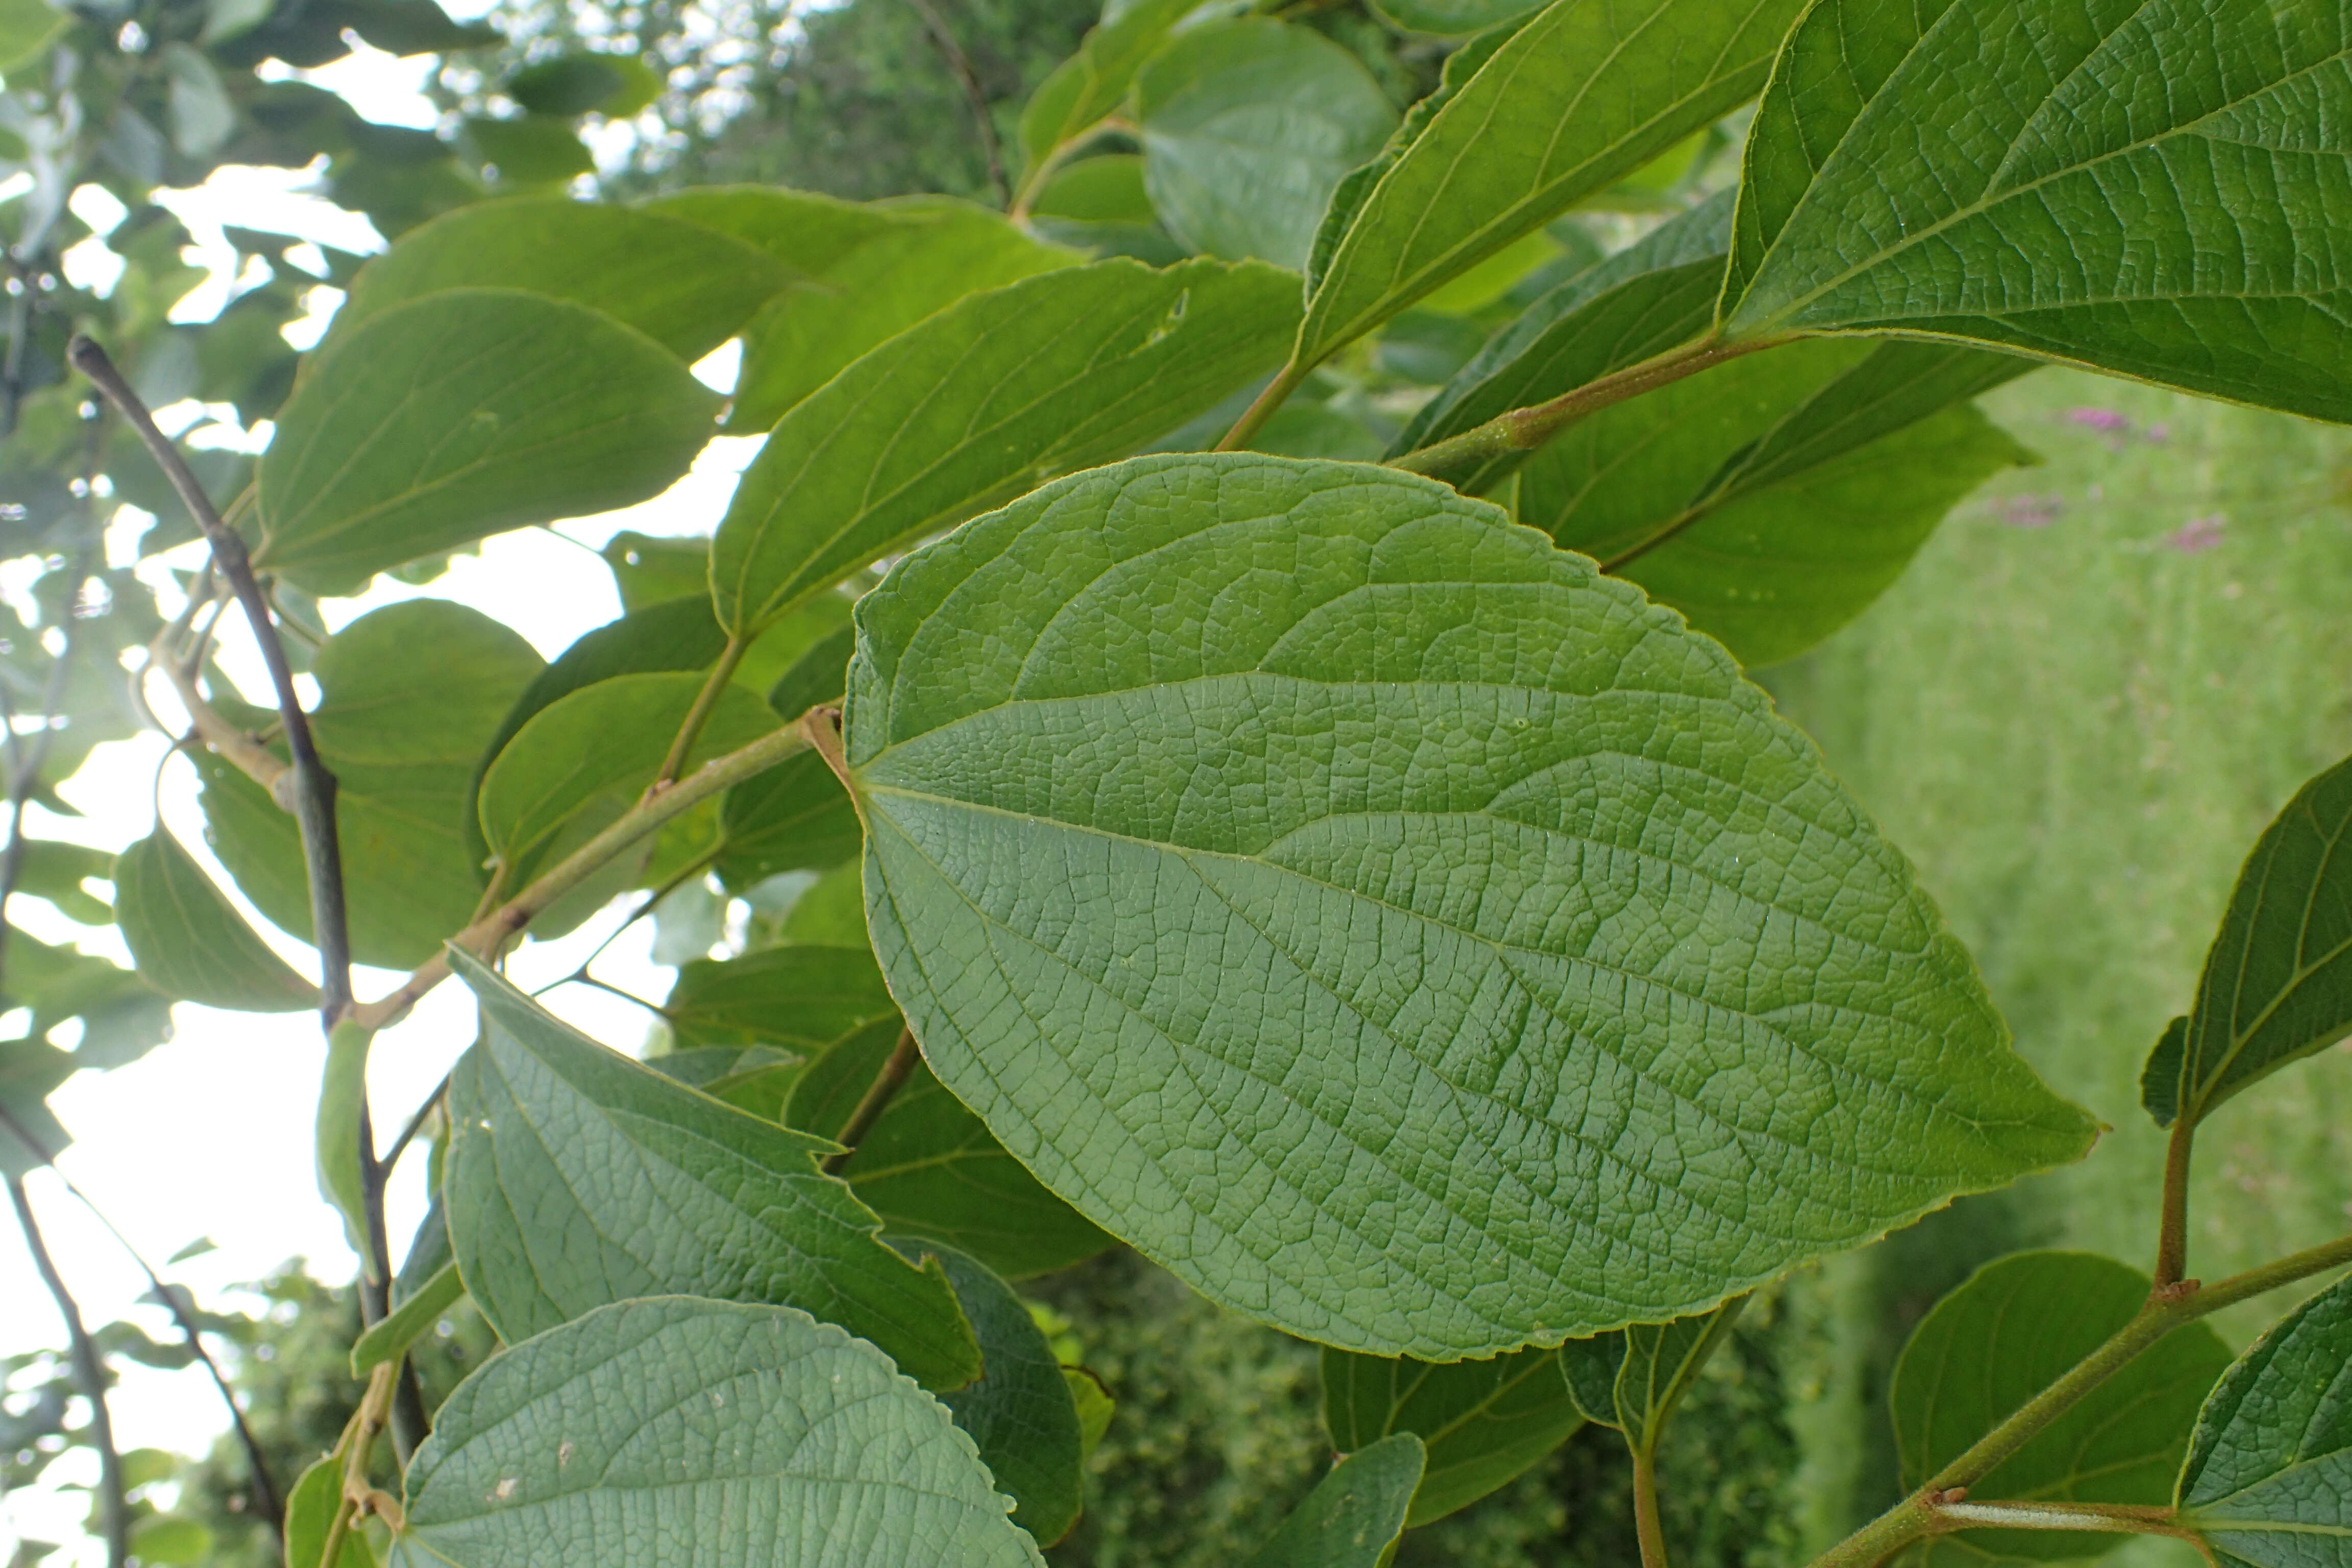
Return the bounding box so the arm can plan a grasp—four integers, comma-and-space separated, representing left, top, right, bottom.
0, 29, 773, 1562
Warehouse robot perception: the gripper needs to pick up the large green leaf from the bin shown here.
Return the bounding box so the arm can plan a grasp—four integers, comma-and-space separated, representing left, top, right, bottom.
387, 1298, 1041, 1568
1242, 1433, 1423, 1568
723, 199, 1079, 433
2177, 1273, 2352, 1568
253, 289, 719, 594
711, 256, 1300, 636
1295, 0, 1807, 367
112, 828, 318, 1012
1719, 0, 2352, 423
1519, 339, 2036, 665
1895, 1251, 2231, 1566
642, 185, 899, 276
285, 1454, 372, 1568
196, 601, 545, 969
906, 1239, 1087, 1545
790, 1016, 1116, 1282
331, 198, 794, 362
2144, 752, 2352, 1132
846, 451, 2097, 1357
1370, 0, 1542, 37
1390, 190, 1735, 491
442, 950, 981, 1391
475, 671, 778, 887
1133, 20, 1397, 271
1321, 1343, 1583, 1524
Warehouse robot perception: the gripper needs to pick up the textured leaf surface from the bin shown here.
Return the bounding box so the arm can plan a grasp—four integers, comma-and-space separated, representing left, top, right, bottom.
254, 289, 718, 594
113, 829, 317, 1012
1242, 1433, 1423, 1568
1321, 1343, 1583, 1524
195, 601, 544, 969
1296, 0, 1806, 366
661, 945, 900, 1054
724, 199, 1077, 433
2145, 753, 2352, 1131
388, 1298, 1041, 1568
1610, 1297, 1747, 1449
846, 451, 2096, 1356
330, 198, 793, 359
443, 952, 981, 1390
1391, 190, 1734, 492
712, 257, 1300, 635
1721, 0, 2352, 423
1896, 1251, 2230, 1566
792, 1019, 1115, 1282
2178, 1273, 2352, 1568
1521, 339, 2035, 665
906, 1240, 1087, 1544
1134, 20, 1397, 271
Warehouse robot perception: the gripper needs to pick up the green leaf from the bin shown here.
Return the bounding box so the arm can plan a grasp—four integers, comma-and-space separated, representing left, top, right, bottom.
463, 597, 729, 874
600, 529, 710, 609
112, 829, 319, 1013
1719, 0, 2352, 423
285, 1454, 372, 1568
387, 1298, 1042, 1568
350, 1259, 462, 1377
0, 0, 65, 77
504, 51, 658, 116
195, 601, 544, 969
2148, 752, 2352, 1132
790, 1017, 1116, 1282
767, 621, 857, 721
2176, 1273, 2352, 1568
1069, 1367, 1116, 1459
443, 951, 981, 1390
1321, 1343, 1584, 1525
714, 756, 864, 892
332, 199, 796, 361
662, 945, 900, 1053
723, 199, 1079, 433
1520, 339, 2037, 665
127, 1516, 211, 1565
0, 1038, 73, 1177
475, 671, 778, 887
1390, 190, 1735, 490
1368, 0, 1542, 39
458, 116, 595, 184
1895, 1251, 2231, 1566
1016, 0, 1195, 171
1558, 1333, 1623, 1428
253, 289, 720, 594
0, 934, 169, 1069
711, 256, 1300, 636
8, 839, 113, 925
641, 184, 901, 278
1296, 0, 1807, 367
1134, 19, 1398, 271
1609, 1297, 1746, 1450
642, 1043, 806, 1119
902, 1239, 1087, 1545
1242, 1433, 1424, 1568
315, 1018, 374, 1266
847, 451, 2095, 1357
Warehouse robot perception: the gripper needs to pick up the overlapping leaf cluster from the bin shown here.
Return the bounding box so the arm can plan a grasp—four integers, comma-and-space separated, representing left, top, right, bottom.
8, 0, 2352, 1563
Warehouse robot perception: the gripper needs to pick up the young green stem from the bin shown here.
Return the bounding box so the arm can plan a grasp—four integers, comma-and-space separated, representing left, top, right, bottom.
1805, 1229, 2352, 1568
2154, 1116, 2196, 1289
1387, 335, 1781, 480
350, 721, 815, 1030
8, 1175, 128, 1568
1630, 1443, 1671, 1568
1216, 360, 1313, 453
822, 1027, 921, 1175
655, 636, 750, 787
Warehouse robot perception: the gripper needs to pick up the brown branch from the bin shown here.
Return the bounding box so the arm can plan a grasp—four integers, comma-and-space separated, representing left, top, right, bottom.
900, 0, 1009, 207
9, 1175, 128, 1568
0, 1106, 283, 1532
822, 1027, 920, 1175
